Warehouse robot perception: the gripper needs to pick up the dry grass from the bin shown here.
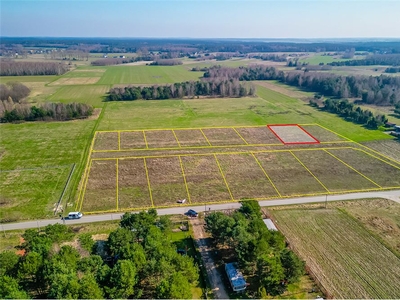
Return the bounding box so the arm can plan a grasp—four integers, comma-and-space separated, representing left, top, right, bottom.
254, 152, 327, 196
145, 130, 180, 148
93, 132, 119, 151
362, 140, 400, 163
216, 153, 278, 199
201, 128, 246, 146
300, 125, 347, 142
181, 155, 231, 203
270, 204, 400, 299
120, 131, 147, 149
235, 126, 280, 144
83, 160, 117, 211
173, 129, 210, 147
118, 158, 151, 209
146, 157, 187, 206
49, 77, 100, 85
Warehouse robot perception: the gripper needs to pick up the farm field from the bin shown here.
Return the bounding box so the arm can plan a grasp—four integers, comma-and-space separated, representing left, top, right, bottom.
47, 85, 110, 107
270, 200, 400, 299
77, 124, 400, 214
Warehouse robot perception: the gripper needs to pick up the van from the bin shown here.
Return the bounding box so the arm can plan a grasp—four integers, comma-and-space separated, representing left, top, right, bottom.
68, 212, 83, 219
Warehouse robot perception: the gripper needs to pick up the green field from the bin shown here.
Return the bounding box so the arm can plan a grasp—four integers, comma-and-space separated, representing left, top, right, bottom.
97, 65, 203, 85
47, 85, 110, 107
299, 54, 357, 65
270, 201, 400, 299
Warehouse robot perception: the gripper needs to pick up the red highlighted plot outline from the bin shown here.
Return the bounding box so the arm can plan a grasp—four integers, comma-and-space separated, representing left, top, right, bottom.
267, 124, 320, 145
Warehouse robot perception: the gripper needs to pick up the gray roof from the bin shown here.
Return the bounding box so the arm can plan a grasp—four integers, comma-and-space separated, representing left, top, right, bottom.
263, 218, 278, 231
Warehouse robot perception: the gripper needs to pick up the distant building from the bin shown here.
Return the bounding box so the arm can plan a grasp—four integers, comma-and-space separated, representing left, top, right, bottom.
263, 218, 278, 231
385, 122, 396, 128
225, 262, 247, 292
395, 125, 400, 132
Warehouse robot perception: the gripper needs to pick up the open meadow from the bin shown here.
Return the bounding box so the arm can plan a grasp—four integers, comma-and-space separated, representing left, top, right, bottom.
269, 199, 400, 299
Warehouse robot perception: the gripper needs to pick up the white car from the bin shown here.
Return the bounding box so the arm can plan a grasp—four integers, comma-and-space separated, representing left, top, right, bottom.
177, 198, 186, 204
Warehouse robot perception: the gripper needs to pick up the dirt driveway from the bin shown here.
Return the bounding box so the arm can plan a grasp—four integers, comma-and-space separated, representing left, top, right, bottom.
190, 218, 230, 299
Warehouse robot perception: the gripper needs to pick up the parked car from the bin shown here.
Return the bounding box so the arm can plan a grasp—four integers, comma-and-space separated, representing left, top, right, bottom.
186, 209, 198, 217
177, 198, 186, 204
67, 212, 83, 219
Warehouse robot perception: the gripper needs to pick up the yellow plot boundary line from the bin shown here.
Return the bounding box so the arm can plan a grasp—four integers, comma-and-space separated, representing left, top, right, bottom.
79, 159, 93, 211
200, 128, 212, 146
142, 130, 149, 149
178, 156, 191, 204
250, 152, 282, 198
232, 127, 249, 145
213, 154, 234, 200
118, 131, 121, 151
116, 158, 119, 211
76, 130, 97, 211
323, 149, 382, 189
289, 150, 331, 193
172, 129, 182, 148
143, 158, 154, 207
354, 148, 400, 171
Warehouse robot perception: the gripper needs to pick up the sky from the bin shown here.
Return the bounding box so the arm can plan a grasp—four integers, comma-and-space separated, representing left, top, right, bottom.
1, 0, 400, 38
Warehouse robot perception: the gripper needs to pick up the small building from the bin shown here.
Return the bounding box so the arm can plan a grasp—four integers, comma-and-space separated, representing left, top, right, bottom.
395, 125, 400, 133
225, 262, 247, 292
384, 122, 396, 128
263, 218, 278, 231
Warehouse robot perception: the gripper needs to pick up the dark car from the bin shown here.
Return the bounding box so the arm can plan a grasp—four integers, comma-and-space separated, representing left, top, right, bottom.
186, 209, 198, 217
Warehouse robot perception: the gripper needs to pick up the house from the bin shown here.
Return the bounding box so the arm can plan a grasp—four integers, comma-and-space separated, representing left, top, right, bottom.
395, 125, 400, 132
263, 219, 278, 231
225, 262, 247, 292
384, 122, 396, 128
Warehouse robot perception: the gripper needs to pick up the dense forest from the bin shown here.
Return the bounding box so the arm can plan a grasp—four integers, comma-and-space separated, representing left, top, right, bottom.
204, 65, 400, 106
0, 210, 199, 299
205, 201, 304, 297
328, 54, 400, 67
107, 79, 255, 101
385, 67, 400, 73
0, 61, 69, 76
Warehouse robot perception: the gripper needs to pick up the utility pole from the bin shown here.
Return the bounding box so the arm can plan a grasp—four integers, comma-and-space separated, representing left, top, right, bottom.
325, 194, 328, 209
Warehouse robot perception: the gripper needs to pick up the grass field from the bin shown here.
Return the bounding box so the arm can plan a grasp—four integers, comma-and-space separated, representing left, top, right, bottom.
97, 65, 203, 84
299, 54, 359, 65
47, 85, 110, 107
0, 119, 97, 222
270, 201, 400, 299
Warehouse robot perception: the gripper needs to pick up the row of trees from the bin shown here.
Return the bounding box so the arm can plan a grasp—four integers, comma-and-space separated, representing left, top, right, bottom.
203, 65, 400, 106
311, 98, 387, 129
107, 79, 255, 101
205, 201, 304, 297
0, 61, 69, 76
0, 100, 93, 123
328, 54, 400, 67
149, 59, 183, 66
91, 58, 133, 66
385, 67, 400, 73
0, 82, 30, 103
0, 210, 199, 299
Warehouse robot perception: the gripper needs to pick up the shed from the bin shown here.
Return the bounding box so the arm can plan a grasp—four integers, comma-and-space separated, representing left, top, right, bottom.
225, 262, 247, 292
395, 125, 400, 132
263, 218, 278, 231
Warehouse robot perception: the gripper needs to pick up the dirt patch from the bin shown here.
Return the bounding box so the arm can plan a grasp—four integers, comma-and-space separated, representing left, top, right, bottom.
268, 125, 319, 144
93, 132, 119, 151
235, 126, 280, 144
145, 130, 180, 149
173, 129, 210, 147
120, 131, 147, 149
201, 128, 246, 146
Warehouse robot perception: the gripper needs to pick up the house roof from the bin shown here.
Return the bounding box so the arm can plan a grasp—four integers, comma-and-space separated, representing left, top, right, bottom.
225, 263, 246, 289
263, 218, 278, 231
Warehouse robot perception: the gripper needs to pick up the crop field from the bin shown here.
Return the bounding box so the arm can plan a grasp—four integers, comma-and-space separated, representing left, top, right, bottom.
96, 65, 203, 84
76, 123, 400, 213
47, 85, 110, 107
271, 207, 400, 299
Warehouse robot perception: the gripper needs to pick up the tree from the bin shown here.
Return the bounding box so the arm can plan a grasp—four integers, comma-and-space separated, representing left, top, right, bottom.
106, 260, 137, 299
78, 274, 104, 299
280, 249, 304, 284
106, 227, 134, 256
78, 233, 95, 253
155, 273, 192, 299
256, 254, 286, 296
0, 275, 29, 299
0, 251, 19, 276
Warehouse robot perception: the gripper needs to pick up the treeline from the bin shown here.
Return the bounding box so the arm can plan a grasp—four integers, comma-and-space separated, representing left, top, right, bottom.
107, 79, 255, 101
205, 201, 304, 297
0, 210, 199, 299
0, 61, 69, 76
0, 82, 30, 103
0, 101, 93, 123
149, 59, 183, 66
311, 98, 387, 129
385, 67, 400, 73
91, 57, 133, 66
203, 66, 400, 106
328, 54, 400, 67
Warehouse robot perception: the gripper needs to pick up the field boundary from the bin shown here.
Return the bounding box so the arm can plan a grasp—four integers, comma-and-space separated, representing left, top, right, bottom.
267, 124, 320, 145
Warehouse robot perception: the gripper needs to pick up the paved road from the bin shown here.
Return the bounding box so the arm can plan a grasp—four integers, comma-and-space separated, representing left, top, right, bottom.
2, 190, 400, 231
